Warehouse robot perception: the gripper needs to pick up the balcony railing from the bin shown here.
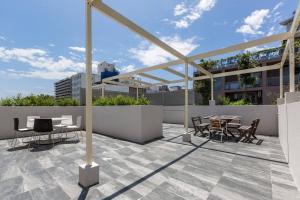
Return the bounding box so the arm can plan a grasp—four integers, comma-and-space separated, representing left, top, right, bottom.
225, 79, 262, 90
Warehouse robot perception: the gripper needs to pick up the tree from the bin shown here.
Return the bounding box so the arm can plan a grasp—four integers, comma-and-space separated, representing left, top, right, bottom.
194, 59, 216, 105
237, 53, 259, 88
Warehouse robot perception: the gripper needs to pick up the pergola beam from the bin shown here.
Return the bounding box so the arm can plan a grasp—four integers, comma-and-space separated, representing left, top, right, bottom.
92, 0, 211, 76
103, 59, 183, 82
104, 80, 149, 88
139, 73, 170, 83
193, 63, 281, 81
163, 67, 192, 80
188, 32, 290, 62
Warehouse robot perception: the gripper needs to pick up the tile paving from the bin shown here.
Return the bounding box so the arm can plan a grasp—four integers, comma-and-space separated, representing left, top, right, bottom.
0, 124, 299, 200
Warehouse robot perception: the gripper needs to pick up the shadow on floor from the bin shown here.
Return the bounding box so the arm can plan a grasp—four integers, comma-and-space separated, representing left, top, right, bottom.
97, 139, 210, 200
6, 138, 80, 152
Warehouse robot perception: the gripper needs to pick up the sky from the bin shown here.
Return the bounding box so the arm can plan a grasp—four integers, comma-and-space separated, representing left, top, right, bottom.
0, 0, 297, 98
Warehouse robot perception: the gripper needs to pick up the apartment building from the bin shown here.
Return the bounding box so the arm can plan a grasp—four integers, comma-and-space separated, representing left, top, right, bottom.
194, 14, 300, 105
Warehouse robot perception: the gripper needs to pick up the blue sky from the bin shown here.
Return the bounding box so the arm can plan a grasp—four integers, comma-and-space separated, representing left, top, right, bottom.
0, 0, 296, 98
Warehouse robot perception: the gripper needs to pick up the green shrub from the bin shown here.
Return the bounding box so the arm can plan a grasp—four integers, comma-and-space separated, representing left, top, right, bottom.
55, 98, 79, 106
93, 95, 150, 106
0, 94, 79, 106
217, 96, 252, 105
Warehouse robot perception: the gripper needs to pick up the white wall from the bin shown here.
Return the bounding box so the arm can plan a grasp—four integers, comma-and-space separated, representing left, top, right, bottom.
0, 106, 84, 139
92, 106, 162, 144
163, 105, 278, 136
278, 92, 300, 189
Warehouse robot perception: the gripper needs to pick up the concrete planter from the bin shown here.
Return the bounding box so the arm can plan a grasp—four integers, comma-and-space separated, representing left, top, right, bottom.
92, 105, 163, 144
0, 106, 84, 139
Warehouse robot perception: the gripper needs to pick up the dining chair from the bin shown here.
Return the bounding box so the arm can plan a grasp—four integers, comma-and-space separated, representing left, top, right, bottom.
65, 116, 83, 142
191, 116, 209, 136
10, 118, 32, 148
26, 116, 40, 142
33, 118, 54, 147
53, 115, 73, 139
209, 117, 227, 142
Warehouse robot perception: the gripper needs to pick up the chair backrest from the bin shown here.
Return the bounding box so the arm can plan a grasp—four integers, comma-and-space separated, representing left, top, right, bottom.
251, 119, 260, 135
27, 116, 40, 128
191, 117, 202, 127
210, 118, 222, 129
61, 115, 73, 126
33, 119, 53, 132
76, 116, 82, 128
13, 118, 19, 131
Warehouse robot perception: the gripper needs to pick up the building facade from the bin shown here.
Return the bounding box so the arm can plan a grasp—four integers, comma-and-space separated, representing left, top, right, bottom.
97, 61, 119, 83
194, 14, 300, 105
54, 77, 72, 99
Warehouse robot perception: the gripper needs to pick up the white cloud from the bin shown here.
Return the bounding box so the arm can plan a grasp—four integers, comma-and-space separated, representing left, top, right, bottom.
69, 46, 85, 53
174, 2, 188, 16
0, 46, 100, 80
49, 43, 55, 47
273, 2, 284, 11
119, 65, 136, 73
129, 35, 198, 66
245, 46, 268, 53
236, 9, 270, 35
0, 36, 6, 41
172, 0, 217, 29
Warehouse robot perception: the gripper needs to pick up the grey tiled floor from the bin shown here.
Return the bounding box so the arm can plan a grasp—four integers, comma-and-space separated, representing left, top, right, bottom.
0, 124, 299, 200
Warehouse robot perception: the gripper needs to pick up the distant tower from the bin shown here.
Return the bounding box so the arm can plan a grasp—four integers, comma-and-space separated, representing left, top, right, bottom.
97, 61, 119, 82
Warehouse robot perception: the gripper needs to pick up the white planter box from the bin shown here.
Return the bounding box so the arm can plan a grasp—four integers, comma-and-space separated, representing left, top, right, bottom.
92, 106, 163, 144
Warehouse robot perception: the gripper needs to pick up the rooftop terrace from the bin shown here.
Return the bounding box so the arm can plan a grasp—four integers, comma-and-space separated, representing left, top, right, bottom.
1, 124, 299, 200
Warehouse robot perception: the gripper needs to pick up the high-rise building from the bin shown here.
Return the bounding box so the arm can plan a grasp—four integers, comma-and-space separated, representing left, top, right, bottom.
97, 61, 119, 82
54, 77, 72, 99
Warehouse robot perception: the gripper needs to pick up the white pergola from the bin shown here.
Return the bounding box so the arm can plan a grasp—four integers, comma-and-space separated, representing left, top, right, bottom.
80, 0, 300, 187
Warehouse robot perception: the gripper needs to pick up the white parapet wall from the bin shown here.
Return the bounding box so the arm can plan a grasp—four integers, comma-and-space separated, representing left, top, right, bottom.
0, 106, 84, 139
92, 105, 163, 144
163, 105, 278, 136
278, 92, 300, 189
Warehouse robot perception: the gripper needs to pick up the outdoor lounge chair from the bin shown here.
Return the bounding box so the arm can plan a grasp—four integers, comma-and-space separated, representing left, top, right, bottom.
191, 116, 209, 136
238, 119, 260, 142
209, 117, 227, 142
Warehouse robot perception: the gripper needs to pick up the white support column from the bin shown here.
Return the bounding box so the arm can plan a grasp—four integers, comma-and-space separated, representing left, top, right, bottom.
183, 61, 191, 142
280, 67, 283, 98
79, 0, 99, 188
102, 83, 105, 97
289, 37, 295, 92
209, 77, 216, 106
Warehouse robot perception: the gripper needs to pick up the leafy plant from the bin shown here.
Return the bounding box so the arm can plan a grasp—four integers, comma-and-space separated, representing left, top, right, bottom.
55, 98, 79, 106
237, 53, 259, 88
93, 95, 150, 106
194, 59, 217, 105
217, 95, 251, 105
0, 94, 79, 106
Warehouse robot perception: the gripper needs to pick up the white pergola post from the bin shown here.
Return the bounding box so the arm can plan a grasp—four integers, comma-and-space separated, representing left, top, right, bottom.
209, 77, 215, 106
289, 37, 295, 92
79, 0, 99, 188
183, 61, 191, 142
280, 67, 283, 98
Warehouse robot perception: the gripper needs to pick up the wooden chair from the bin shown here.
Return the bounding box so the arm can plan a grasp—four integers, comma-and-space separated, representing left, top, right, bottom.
227, 118, 241, 136
238, 119, 260, 142
191, 117, 209, 136
209, 118, 226, 142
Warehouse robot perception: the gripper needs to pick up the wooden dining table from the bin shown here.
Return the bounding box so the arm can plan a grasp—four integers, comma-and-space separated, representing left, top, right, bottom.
203, 115, 241, 137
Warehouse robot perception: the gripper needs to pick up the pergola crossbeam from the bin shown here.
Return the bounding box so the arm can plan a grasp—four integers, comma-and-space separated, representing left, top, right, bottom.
139, 73, 170, 83
193, 63, 281, 81
188, 32, 290, 62
163, 68, 192, 80
92, 0, 211, 76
